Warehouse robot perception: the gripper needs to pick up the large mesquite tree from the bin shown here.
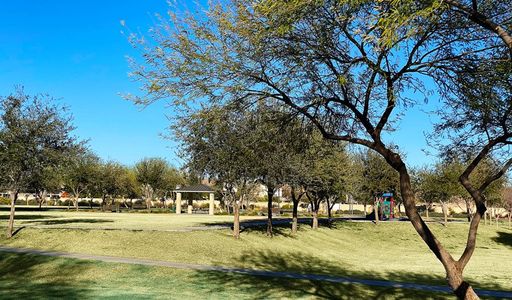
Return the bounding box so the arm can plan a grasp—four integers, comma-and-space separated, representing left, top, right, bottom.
126, 1, 511, 298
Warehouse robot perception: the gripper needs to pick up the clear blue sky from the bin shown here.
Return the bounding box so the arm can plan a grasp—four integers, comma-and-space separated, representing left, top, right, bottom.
0, 1, 439, 168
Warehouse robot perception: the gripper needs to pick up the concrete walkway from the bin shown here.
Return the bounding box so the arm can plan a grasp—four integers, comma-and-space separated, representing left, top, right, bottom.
1, 246, 511, 298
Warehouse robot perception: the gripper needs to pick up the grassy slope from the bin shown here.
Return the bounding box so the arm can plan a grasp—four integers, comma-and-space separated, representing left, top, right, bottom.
0, 212, 511, 292
0, 252, 456, 300
0, 210, 265, 231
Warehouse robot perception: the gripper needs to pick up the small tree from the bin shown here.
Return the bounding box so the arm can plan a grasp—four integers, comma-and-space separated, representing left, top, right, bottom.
63, 148, 99, 211
0, 90, 76, 238
94, 161, 127, 211
503, 187, 512, 228
134, 157, 171, 212
354, 150, 400, 223
118, 167, 141, 209
299, 133, 349, 228
27, 165, 64, 209
176, 106, 261, 239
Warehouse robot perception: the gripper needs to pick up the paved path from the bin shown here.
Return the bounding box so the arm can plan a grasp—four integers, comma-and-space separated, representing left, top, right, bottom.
0, 246, 511, 298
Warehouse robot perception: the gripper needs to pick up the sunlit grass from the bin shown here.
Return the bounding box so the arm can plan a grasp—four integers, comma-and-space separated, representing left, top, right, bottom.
1, 211, 511, 293
0, 209, 265, 231
0, 252, 458, 299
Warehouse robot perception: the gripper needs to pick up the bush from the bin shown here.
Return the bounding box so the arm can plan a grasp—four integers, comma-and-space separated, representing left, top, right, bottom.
256, 196, 268, 202
60, 199, 74, 206
247, 210, 260, 216
214, 211, 230, 216
194, 202, 210, 209
0, 197, 10, 205
340, 209, 365, 215
280, 203, 293, 209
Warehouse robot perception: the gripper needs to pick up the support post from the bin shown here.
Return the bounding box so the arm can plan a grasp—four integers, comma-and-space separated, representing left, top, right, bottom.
176, 192, 182, 214
187, 200, 193, 214
209, 193, 215, 215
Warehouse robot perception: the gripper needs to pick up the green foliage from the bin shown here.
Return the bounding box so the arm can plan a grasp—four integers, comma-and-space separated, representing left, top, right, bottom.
0, 89, 77, 194
134, 157, 183, 202
350, 150, 400, 204
62, 148, 100, 199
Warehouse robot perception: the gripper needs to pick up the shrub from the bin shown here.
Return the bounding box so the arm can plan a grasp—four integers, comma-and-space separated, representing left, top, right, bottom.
257, 196, 268, 202
280, 203, 293, 209
60, 199, 74, 206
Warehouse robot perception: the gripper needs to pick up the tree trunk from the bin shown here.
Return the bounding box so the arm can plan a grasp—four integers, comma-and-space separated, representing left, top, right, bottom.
363, 203, 367, 216
292, 199, 298, 234
6, 191, 18, 238
465, 199, 473, 222
291, 186, 298, 234
426, 204, 429, 220
75, 196, 79, 211
312, 207, 319, 229
101, 196, 106, 212
508, 211, 511, 229
374, 199, 379, 225
233, 196, 241, 239
371, 142, 482, 299
392, 161, 480, 299
266, 187, 274, 237
38, 190, 47, 210
441, 201, 448, 227
326, 197, 332, 221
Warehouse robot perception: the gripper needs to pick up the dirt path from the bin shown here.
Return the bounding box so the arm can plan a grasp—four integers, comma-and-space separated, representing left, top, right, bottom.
0, 246, 510, 298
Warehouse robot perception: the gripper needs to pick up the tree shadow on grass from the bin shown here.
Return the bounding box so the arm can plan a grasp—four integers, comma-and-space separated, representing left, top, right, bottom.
194, 249, 507, 300
0, 215, 52, 220
200, 217, 339, 237
0, 252, 90, 299
33, 218, 114, 226
492, 231, 512, 248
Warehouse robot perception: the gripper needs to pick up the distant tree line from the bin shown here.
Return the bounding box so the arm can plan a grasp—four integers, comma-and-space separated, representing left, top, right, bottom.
176, 102, 510, 238
0, 89, 185, 238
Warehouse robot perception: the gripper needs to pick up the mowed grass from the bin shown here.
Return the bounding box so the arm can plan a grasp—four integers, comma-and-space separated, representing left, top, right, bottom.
0, 252, 455, 300
0, 211, 511, 298
0, 209, 264, 231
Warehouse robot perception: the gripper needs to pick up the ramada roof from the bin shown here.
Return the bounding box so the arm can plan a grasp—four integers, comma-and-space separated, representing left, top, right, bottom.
174, 184, 215, 193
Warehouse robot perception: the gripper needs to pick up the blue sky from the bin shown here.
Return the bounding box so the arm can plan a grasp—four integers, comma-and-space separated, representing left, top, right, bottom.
0, 1, 439, 168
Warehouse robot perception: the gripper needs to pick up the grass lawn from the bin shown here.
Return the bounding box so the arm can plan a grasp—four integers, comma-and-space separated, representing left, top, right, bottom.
0, 208, 265, 231
1, 210, 511, 299
0, 252, 457, 300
